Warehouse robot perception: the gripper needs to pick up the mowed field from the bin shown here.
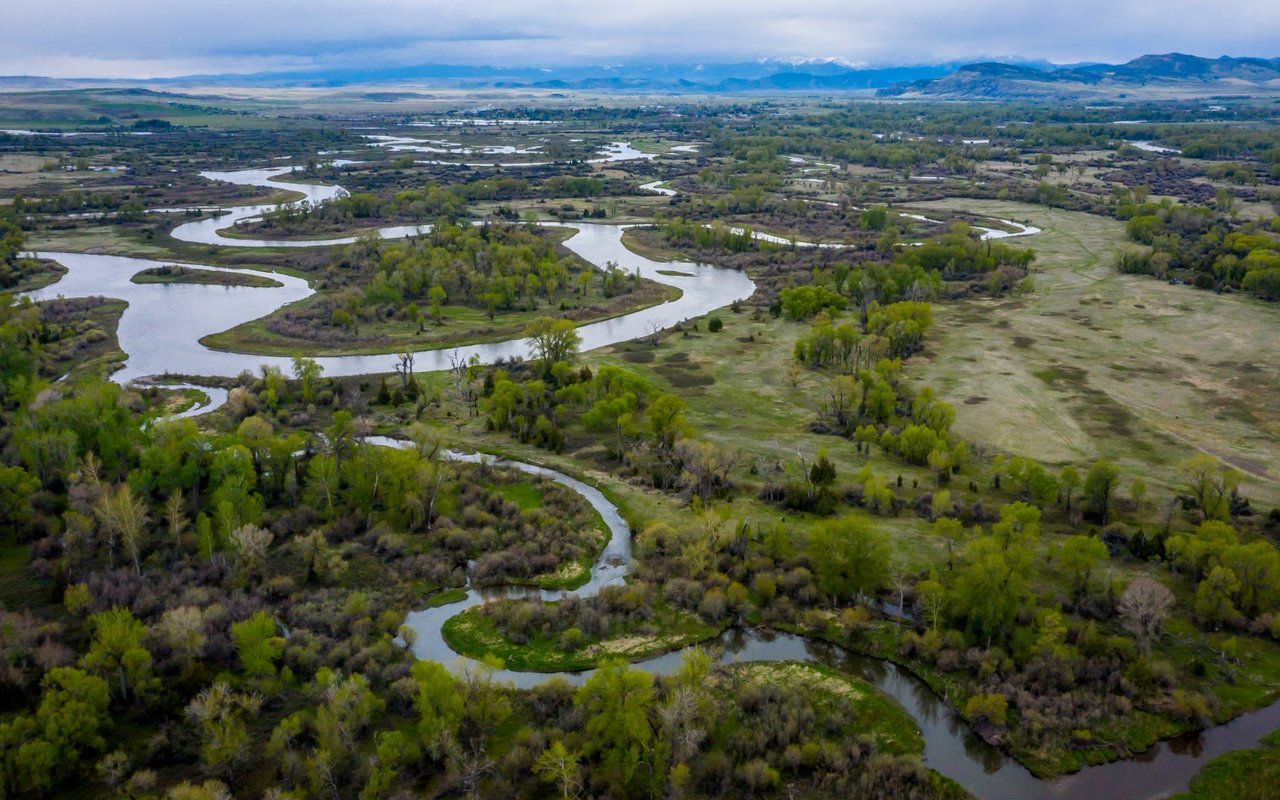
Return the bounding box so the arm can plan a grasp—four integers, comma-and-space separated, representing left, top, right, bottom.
904, 199, 1280, 505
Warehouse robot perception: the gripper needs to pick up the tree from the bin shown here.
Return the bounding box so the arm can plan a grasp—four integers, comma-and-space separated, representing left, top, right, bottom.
159, 606, 207, 667
292, 356, 323, 403
428, 285, 447, 323
992, 502, 1041, 549
230, 523, 272, 576
575, 659, 660, 798
81, 608, 152, 701
1084, 461, 1120, 524
933, 517, 966, 568
1196, 566, 1243, 630
164, 489, 188, 549
1059, 535, 1109, 602
1118, 576, 1175, 653
394, 351, 416, 389
806, 518, 891, 604
94, 483, 150, 574
534, 741, 583, 800
313, 669, 383, 760
1060, 466, 1081, 517
1180, 454, 1240, 522
0, 465, 37, 534
0, 667, 111, 794
964, 693, 1008, 726
525, 317, 580, 370
185, 681, 262, 775
1220, 541, 1280, 618
231, 611, 284, 678
953, 536, 1032, 648
646, 394, 690, 455
916, 572, 946, 629
411, 660, 464, 755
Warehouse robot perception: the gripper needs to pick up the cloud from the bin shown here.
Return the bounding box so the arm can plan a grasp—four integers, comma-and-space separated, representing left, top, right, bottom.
3, 0, 1279, 78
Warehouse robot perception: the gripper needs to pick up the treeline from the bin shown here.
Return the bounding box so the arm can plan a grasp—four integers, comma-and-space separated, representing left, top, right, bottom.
1115, 192, 1280, 300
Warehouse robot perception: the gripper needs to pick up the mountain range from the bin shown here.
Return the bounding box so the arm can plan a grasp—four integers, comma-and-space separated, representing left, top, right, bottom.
876, 54, 1280, 99
2, 54, 1279, 99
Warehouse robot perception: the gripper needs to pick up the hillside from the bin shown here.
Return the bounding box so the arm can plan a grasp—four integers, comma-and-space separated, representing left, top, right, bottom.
878, 53, 1280, 99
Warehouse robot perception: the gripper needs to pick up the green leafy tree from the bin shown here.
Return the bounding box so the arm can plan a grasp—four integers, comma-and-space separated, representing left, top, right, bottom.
525, 316, 581, 370
1195, 566, 1243, 630
1180, 453, 1240, 522
1059, 535, 1110, 602
534, 741, 583, 800
0, 668, 111, 794
575, 659, 660, 798
953, 536, 1033, 648
231, 610, 284, 678
81, 608, 153, 701
1084, 461, 1120, 524
291, 356, 323, 403
411, 660, 464, 754
1060, 466, 1081, 516
806, 518, 891, 604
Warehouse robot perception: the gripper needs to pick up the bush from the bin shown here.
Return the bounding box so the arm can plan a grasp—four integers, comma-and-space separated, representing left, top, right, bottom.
963, 692, 1008, 726
707, 316, 723, 333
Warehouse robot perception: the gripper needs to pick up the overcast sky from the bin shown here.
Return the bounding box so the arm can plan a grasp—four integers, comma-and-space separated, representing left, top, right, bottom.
5, 0, 1280, 79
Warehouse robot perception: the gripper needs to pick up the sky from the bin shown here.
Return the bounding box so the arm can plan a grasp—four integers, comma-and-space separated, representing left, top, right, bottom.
4, 0, 1280, 79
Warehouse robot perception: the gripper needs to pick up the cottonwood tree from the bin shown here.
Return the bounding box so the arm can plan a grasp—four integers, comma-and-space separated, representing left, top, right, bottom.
394, 351, 415, 388
158, 606, 207, 667
575, 659, 661, 798
81, 608, 153, 701
1180, 454, 1240, 522
230, 524, 272, 576
1118, 575, 1175, 653
164, 490, 188, 550
534, 741, 583, 800
231, 611, 283, 679
807, 518, 891, 604
1058, 535, 1110, 603
185, 682, 262, 775
93, 483, 149, 574
1084, 461, 1120, 524
291, 356, 323, 403
525, 316, 580, 370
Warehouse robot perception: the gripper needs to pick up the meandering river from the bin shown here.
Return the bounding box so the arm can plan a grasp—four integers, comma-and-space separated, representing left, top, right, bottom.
25, 164, 1279, 799
397, 446, 1280, 800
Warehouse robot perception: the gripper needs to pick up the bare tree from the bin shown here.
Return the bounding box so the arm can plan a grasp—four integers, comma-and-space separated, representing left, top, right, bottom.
394, 351, 416, 388
1118, 575, 1175, 653
889, 559, 913, 617
647, 320, 665, 347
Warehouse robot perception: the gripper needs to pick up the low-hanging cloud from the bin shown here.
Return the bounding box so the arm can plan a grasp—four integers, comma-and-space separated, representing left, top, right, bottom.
4, 0, 1279, 78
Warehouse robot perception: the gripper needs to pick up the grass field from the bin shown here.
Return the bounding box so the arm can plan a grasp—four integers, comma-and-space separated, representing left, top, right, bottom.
901, 199, 1280, 506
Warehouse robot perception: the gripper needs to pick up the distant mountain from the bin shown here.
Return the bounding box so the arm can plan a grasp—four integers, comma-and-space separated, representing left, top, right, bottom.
0, 60, 955, 94
158, 60, 954, 93
878, 53, 1280, 99
6, 54, 1278, 98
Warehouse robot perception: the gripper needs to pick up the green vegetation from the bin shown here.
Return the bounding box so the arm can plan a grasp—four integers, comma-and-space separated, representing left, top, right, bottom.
1174, 730, 1280, 800
200, 223, 678, 356
442, 595, 720, 671
4, 95, 1280, 800
130, 265, 283, 288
